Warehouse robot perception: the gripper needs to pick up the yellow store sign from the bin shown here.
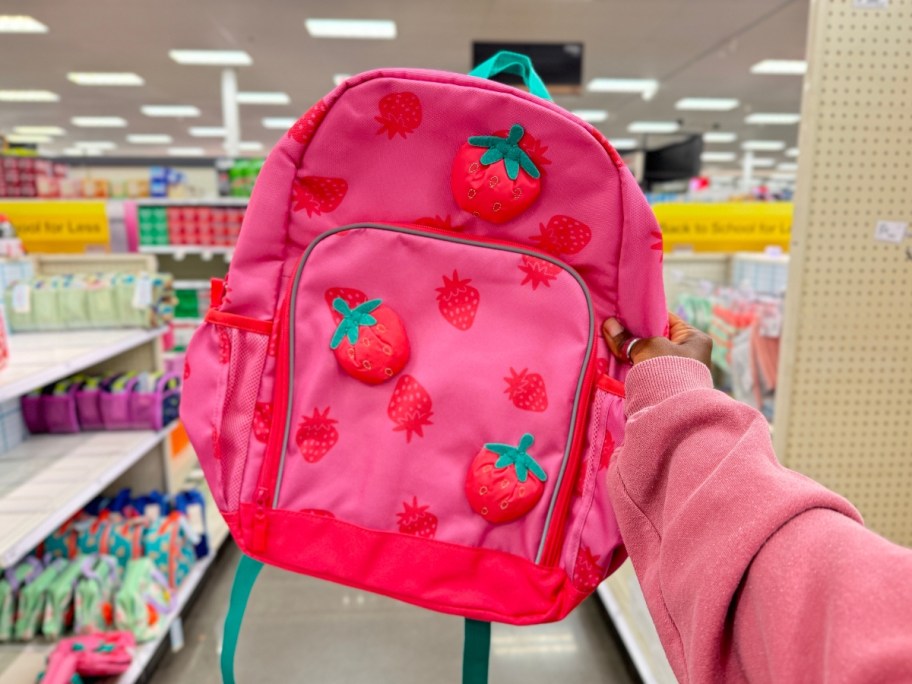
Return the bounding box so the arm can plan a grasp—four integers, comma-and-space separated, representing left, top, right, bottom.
653, 202, 794, 253
0, 201, 111, 253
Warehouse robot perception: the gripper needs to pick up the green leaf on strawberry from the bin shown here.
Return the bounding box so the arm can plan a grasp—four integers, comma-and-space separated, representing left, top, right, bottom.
329, 298, 382, 349
468, 124, 541, 180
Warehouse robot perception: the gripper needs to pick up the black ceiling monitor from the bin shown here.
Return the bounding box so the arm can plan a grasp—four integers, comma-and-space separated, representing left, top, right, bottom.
472, 42, 583, 87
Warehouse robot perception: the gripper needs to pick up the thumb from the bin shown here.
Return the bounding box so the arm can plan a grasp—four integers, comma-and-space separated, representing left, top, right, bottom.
602, 318, 632, 361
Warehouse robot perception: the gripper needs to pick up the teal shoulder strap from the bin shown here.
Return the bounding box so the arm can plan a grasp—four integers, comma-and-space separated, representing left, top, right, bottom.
462, 618, 491, 684
221, 554, 263, 684
468, 50, 553, 102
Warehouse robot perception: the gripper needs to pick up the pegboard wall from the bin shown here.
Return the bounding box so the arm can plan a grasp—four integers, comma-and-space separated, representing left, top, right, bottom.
775, 0, 912, 545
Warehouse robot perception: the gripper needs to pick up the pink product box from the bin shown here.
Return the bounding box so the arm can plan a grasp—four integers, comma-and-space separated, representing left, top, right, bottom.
131, 374, 181, 431
22, 384, 82, 434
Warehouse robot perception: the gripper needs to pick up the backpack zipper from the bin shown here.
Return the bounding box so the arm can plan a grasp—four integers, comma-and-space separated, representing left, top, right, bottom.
252, 223, 596, 565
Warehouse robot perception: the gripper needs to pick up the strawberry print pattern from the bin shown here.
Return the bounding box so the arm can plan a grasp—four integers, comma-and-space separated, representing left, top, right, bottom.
375, 92, 422, 139
288, 100, 329, 146
296, 407, 339, 463
253, 402, 273, 444
530, 215, 592, 257
504, 368, 548, 412
413, 214, 464, 232
300, 509, 335, 519
573, 545, 606, 593
291, 176, 348, 217
183, 361, 191, 380
651, 230, 664, 263
396, 497, 437, 538
436, 271, 480, 331
518, 255, 561, 290
217, 327, 231, 364
388, 375, 433, 443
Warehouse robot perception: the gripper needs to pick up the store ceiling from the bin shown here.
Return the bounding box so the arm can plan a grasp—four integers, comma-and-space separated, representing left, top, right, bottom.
0, 0, 808, 171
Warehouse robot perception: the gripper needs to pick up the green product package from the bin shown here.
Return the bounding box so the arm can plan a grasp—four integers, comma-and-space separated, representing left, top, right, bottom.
114, 558, 172, 642
86, 274, 119, 327
0, 558, 44, 642
30, 278, 63, 331
4, 282, 34, 331
14, 558, 68, 641
57, 275, 90, 329
41, 557, 86, 639
74, 555, 121, 635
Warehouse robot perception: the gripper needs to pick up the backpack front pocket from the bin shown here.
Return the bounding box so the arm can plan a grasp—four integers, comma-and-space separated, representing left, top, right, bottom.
262, 224, 596, 563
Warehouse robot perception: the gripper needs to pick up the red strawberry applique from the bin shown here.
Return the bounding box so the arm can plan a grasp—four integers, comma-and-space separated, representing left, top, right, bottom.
518, 255, 561, 291
573, 545, 606, 593
291, 176, 348, 217
388, 375, 433, 442
413, 215, 464, 232
217, 327, 231, 364
466, 433, 547, 524
253, 402, 273, 443
329, 296, 410, 384
451, 124, 543, 223
530, 215, 592, 258
396, 497, 437, 538
504, 367, 548, 412
296, 407, 339, 463
288, 100, 329, 146
436, 271, 480, 331
375, 92, 422, 139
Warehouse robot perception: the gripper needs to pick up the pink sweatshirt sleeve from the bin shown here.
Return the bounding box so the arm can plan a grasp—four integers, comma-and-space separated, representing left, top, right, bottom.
607, 356, 912, 683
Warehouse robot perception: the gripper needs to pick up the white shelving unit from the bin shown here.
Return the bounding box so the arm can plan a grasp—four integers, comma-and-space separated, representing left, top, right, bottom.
139, 245, 233, 263
0, 328, 166, 404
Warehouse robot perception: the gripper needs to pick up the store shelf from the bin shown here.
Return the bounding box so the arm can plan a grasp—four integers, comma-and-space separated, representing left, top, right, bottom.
0, 424, 177, 569
0, 328, 166, 404
139, 245, 233, 262
172, 279, 211, 290
135, 198, 248, 206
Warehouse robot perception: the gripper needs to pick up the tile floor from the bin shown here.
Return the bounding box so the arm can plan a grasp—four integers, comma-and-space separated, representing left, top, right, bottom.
151, 543, 639, 683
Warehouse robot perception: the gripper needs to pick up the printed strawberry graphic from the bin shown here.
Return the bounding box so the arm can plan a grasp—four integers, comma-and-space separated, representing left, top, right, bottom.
300, 509, 335, 519
596, 357, 608, 376
217, 327, 230, 364
414, 214, 464, 232
296, 407, 339, 463
530, 215, 592, 257
504, 367, 548, 412
651, 230, 664, 263
466, 433, 547, 524
291, 176, 348, 217
329, 296, 410, 384
253, 402, 273, 443
573, 545, 606, 593
288, 100, 328, 146
436, 271, 480, 330
388, 375, 433, 442
451, 124, 543, 223
183, 361, 191, 380
396, 497, 437, 538
375, 92, 422, 139
517, 255, 561, 290
267, 325, 279, 357
211, 426, 222, 461
324, 287, 368, 323
575, 432, 615, 497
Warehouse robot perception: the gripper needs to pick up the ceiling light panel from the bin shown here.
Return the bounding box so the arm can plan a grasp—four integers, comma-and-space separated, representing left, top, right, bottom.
238, 141, 264, 151
168, 147, 206, 156
703, 132, 737, 143
586, 78, 658, 100
746, 157, 776, 167
609, 138, 638, 150
68, 72, 144, 86
571, 109, 608, 123
0, 15, 48, 33
628, 121, 679, 134
675, 98, 740, 111
189, 126, 226, 137
236, 91, 291, 105
142, 105, 201, 117
127, 134, 173, 144
305, 18, 397, 39
262, 117, 297, 129
333, 74, 351, 86
777, 162, 799, 172
169, 50, 252, 66
750, 59, 807, 75
742, 140, 786, 151
71, 116, 127, 127
14, 126, 65, 136
785, 147, 799, 157
746, 113, 801, 125
6, 134, 53, 144
74, 141, 117, 150
0, 90, 59, 102
701, 152, 736, 162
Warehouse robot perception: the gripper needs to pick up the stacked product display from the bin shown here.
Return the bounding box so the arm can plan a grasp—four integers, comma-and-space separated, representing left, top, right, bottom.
137, 205, 245, 247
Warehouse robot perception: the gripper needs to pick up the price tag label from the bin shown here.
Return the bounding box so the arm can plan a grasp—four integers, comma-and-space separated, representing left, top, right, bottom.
12, 283, 30, 313
132, 274, 153, 309
873, 220, 908, 244
854, 0, 888, 7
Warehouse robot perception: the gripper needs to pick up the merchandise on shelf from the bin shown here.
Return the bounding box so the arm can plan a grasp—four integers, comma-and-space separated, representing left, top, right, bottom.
174, 283, 210, 320
4, 272, 175, 332
21, 371, 182, 434
137, 204, 244, 247
38, 631, 136, 684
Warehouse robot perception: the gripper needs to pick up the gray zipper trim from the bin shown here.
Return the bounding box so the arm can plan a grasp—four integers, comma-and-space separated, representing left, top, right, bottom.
272, 223, 595, 564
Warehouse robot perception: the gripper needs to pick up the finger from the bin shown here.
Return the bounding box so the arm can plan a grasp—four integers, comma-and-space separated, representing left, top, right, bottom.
668, 316, 695, 345
602, 318, 632, 360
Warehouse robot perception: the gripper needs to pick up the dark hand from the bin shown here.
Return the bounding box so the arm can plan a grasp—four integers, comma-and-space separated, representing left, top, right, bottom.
602, 314, 712, 369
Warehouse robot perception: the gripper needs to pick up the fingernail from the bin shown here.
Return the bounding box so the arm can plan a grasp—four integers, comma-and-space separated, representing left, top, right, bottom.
604, 318, 624, 337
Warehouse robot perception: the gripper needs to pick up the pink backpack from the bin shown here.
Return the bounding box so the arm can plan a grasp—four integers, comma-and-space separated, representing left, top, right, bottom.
180, 52, 667, 683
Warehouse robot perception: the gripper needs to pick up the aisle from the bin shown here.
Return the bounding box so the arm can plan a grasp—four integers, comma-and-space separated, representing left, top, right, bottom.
152, 543, 638, 684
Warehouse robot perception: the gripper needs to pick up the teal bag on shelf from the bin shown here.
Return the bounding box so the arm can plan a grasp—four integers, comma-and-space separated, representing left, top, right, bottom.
41, 557, 85, 639
114, 558, 172, 642
14, 557, 67, 641
144, 512, 198, 589
74, 555, 121, 634
0, 557, 43, 642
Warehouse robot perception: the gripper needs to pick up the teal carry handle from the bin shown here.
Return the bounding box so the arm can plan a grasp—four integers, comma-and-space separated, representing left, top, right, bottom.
468, 51, 553, 102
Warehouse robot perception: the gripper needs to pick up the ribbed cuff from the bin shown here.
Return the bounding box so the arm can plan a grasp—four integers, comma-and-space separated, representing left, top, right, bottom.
625, 356, 714, 416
